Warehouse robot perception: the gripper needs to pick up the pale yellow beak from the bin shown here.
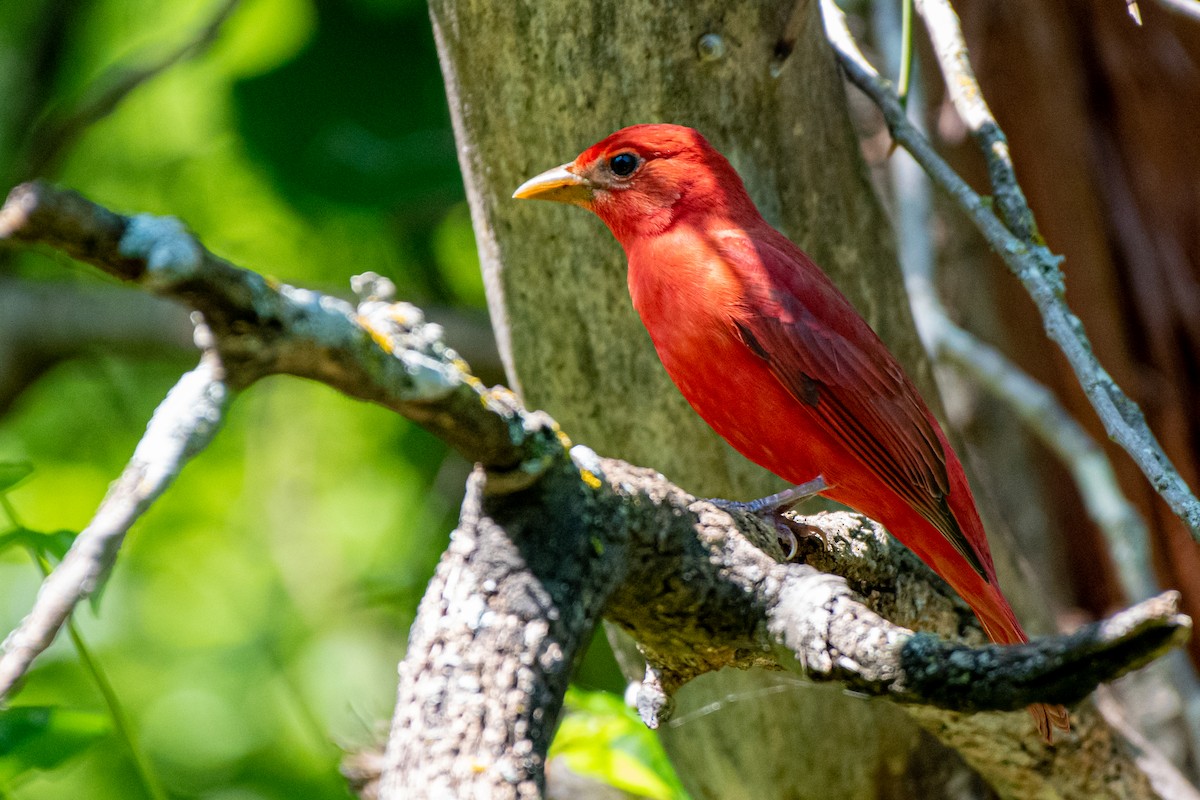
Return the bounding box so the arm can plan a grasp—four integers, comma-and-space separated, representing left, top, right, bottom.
512, 163, 592, 205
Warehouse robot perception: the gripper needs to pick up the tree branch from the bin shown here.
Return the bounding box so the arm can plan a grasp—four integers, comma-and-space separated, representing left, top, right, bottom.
866, 8, 1157, 605
0, 276, 502, 415
868, 0, 1200, 769
2, 183, 1191, 799
379, 447, 1188, 799
821, 0, 1200, 541
0, 347, 230, 695
0, 181, 528, 472
15, 0, 243, 181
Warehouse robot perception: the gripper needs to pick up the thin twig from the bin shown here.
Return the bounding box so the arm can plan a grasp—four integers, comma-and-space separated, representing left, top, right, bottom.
1157, 0, 1200, 22
898, 0, 915, 106
0, 489, 167, 800
870, 3, 1200, 760
18, 0, 242, 180
820, 0, 1200, 541
0, 351, 230, 696
867, 4, 1157, 604
912, 0, 1034, 239
30, 552, 169, 800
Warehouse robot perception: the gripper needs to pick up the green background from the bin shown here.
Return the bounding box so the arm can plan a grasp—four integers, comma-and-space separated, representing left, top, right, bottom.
0, 0, 669, 797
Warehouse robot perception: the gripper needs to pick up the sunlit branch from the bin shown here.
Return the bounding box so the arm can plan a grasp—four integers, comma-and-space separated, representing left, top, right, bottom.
3, 182, 1193, 799
865, 3, 1157, 604
0, 181, 530, 472
821, 0, 1200, 542
0, 351, 230, 695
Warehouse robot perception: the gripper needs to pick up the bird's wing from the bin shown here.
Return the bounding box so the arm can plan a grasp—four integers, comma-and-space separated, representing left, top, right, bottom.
719, 230, 988, 579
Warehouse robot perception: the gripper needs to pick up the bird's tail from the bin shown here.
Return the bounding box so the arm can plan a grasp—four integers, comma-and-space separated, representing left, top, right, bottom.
973, 587, 1071, 742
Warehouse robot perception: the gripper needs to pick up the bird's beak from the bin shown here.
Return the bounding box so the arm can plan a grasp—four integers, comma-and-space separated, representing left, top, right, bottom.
512, 163, 592, 206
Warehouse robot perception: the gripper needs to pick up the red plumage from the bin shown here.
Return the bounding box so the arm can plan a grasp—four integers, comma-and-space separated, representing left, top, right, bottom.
516, 123, 1068, 739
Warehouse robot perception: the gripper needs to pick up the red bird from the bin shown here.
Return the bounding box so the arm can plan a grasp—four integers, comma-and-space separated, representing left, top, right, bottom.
514, 124, 1069, 739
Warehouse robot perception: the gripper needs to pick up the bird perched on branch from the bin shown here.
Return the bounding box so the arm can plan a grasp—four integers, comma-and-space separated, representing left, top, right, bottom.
514, 123, 1068, 740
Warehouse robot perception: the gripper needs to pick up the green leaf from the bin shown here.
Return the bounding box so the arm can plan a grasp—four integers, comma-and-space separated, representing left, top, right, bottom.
551, 688, 689, 800
0, 462, 34, 494
0, 706, 110, 783
0, 528, 77, 562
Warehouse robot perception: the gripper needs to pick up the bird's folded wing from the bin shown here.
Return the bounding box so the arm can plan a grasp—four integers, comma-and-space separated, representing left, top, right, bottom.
720, 232, 988, 580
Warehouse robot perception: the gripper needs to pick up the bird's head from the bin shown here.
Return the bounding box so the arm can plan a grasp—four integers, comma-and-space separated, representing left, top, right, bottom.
513, 124, 752, 244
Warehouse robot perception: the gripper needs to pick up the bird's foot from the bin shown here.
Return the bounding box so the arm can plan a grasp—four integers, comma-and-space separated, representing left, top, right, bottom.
707, 476, 829, 560
726, 476, 829, 515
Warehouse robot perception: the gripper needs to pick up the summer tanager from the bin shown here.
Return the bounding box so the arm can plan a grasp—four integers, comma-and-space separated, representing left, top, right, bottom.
514, 124, 1068, 739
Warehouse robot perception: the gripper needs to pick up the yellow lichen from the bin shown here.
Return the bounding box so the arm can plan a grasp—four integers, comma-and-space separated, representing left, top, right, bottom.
356, 315, 395, 352
452, 358, 484, 388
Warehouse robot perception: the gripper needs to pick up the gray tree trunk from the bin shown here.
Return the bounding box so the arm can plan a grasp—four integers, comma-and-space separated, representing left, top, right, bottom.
427, 0, 1003, 796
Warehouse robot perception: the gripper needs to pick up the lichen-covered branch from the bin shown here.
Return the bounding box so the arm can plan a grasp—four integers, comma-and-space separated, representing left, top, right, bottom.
0, 180, 558, 696
821, 0, 1200, 541
0, 181, 531, 472
0, 349, 230, 695
3, 184, 1192, 799
378, 447, 1188, 799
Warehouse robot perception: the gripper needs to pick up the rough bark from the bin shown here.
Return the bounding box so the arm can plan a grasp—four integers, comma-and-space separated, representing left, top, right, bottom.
427, 0, 1030, 796
2, 182, 1190, 800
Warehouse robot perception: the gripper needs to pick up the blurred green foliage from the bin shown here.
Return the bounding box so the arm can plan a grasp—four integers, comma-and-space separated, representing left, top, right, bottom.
0, 0, 640, 798
551, 689, 689, 800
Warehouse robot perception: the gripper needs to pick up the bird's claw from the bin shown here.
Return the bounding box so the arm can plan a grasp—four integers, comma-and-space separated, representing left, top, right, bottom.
705, 477, 830, 561
772, 515, 830, 560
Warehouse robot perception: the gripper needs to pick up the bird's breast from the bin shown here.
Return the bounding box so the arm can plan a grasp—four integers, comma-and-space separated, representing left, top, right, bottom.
624, 235, 831, 480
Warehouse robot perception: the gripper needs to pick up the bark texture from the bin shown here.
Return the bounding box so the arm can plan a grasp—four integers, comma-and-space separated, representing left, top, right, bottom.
427, 1, 962, 797
423, 0, 1090, 796
2, 182, 1189, 800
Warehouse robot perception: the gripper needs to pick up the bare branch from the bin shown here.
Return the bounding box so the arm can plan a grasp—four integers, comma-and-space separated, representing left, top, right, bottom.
821, 0, 1200, 541
0, 181, 527, 472
4, 182, 1191, 799
866, 20, 1158, 605
866, 4, 1200, 768
0, 349, 230, 695
912, 0, 1033, 239
379, 448, 1189, 799
16, 0, 242, 180
0, 181, 553, 695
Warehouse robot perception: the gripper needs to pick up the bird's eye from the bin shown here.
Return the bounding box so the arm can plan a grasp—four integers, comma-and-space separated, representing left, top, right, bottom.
608, 152, 640, 177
